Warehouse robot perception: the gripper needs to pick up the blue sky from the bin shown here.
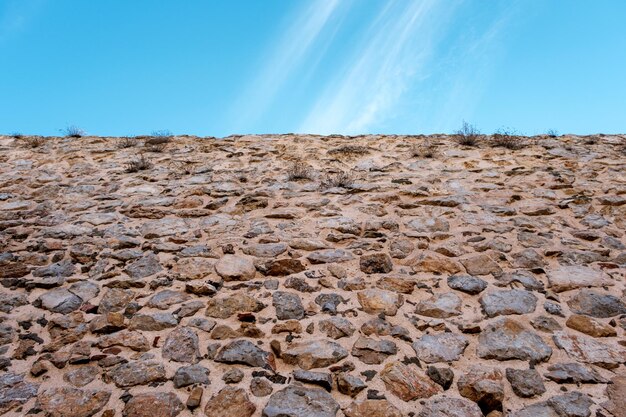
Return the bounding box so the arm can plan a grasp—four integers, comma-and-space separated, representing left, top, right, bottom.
1, 0, 625, 137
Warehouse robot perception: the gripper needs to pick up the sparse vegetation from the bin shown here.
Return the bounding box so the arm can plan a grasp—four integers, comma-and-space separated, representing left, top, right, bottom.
62, 125, 85, 138
125, 154, 152, 173
411, 140, 437, 158
117, 136, 139, 149
584, 135, 599, 145
320, 170, 354, 189
11, 132, 24, 139
546, 129, 559, 138
151, 130, 173, 137
328, 145, 370, 156
455, 121, 480, 146
20, 136, 46, 148
145, 130, 172, 147
286, 162, 315, 181
145, 142, 167, 153
490, 128, 525, 150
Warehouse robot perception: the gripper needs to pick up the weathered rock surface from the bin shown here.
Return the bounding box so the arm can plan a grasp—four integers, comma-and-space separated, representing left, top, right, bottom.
1, 133, 624, 416
262, 384, 339, 417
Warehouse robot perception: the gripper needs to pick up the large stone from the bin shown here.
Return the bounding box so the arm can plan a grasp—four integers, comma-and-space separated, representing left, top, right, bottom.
447, 275, 487, 295
173, 364, 210, 388
0, 292, 28, 313
553, 331, 625, 369
360, 253, 393, 274
63, 366, 99, 387
123, 392, 184, 417
412, 333, 469, 363
206, 292, 265, 319
567, 290, 626, 318
407, 252, 463, 274
162, 327, 200, 363
140, 218, 189, 238
457, 366, 504, 414
204, 387, 256, 417
215, 339, 276, 370
380, 362, 441, 401
307, 249, 354, 264
603, 376, 626, 417
129, 312, 178, 331
0, 373, 39, 415
505, 368, 546, 398
417, 396, 483, 417
545, 362, 608, 384
351, 336, 397, 364
98, 288, 134, 313
357, 289, 403, 316
125, 253, 162, 279
146, 289, 190, 309
407, 217, 450, 233
319, 317, 356, 339
262, 384, 339, 417
512, 391, 593, 416
547, 265, 612, 292
460, 254, 502, 276
566, 314, 617, 337
477, 318, 552, 363
273, 291, 304, 320
37, 288, 83, 314
96, 329, 150, 351
415, 292, 461, 318
282, 339, 348, 370
293, 370, 333, 392
108, 361, 166, 387
263, 259, 306, 276
344, 399, 402, 417
37, 387, 111, 417
317, 216, 361, 235
215, 255, 256, 281
479, 289, 537, 317
242, 243, 287, 258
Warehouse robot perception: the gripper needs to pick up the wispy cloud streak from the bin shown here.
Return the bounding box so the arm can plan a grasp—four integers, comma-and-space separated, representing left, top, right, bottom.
299, 0, 457, 134
232, 0, 343, 131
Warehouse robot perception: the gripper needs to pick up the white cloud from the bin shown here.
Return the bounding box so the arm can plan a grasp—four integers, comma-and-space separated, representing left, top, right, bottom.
232, 0, 343, 132
299, 0, 458, 134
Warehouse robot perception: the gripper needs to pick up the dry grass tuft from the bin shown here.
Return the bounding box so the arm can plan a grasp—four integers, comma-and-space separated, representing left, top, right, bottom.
117, 136, 139, 149
455, 121, 481, 146
411, 141, 437, 158
63, 125, 85, 138
145, 142, 167, 153
125, 154, 152, 173
320, 170, 354, 189
286, 163, 315, 181
20, 136, 46, 148
490, 129, 526, 150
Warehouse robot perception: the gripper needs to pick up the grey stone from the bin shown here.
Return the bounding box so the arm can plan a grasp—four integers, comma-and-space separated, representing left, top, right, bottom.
413, 333, 469, 363
262, 384, 339, 417
162, 327, 200, 363
273, 291, 304, 320
447, 275, 487, 294
479, 289, 537, 317
417, 396, 482, 417
173, 364, 210, 388
505, 368, 546, 398
215, 339, 276, 370
478, 318, 552, 363
0, 373, 39, 415
567, 290, 626, 318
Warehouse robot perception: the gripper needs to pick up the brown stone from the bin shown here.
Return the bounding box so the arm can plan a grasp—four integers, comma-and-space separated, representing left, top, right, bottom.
380, 362, 441, 401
